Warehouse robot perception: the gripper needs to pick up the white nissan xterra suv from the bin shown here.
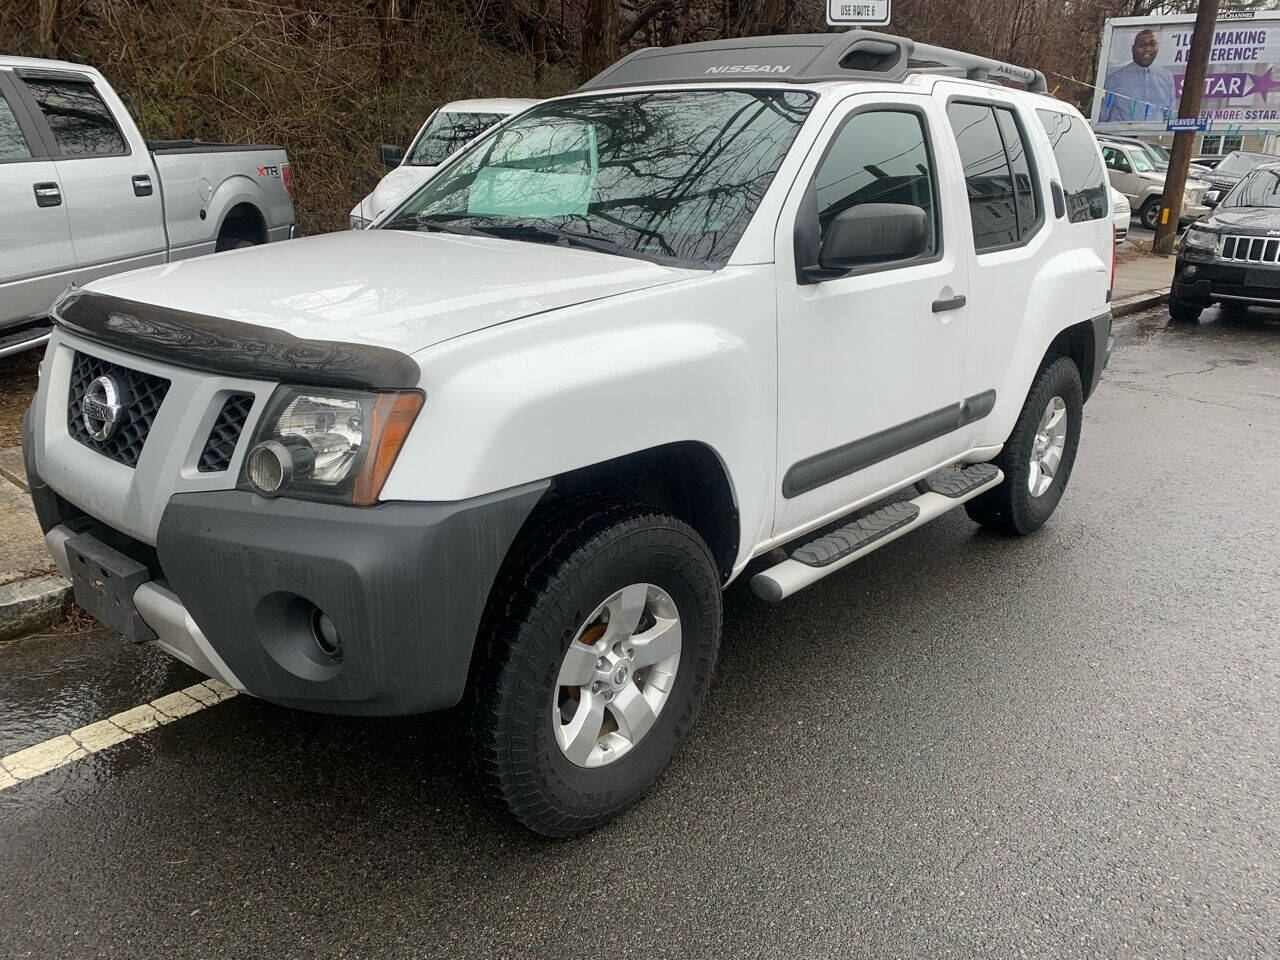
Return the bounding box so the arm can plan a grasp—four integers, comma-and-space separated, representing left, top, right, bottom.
25, 33, 1113, 836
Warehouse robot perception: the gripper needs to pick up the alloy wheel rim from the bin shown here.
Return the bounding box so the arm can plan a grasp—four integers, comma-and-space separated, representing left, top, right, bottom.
1028, 395, 1067, 497
552, 583, 681, 768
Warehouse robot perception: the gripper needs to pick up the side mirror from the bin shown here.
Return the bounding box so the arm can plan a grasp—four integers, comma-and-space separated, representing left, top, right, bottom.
380, 144, 403, 169
804, 203, 928, 281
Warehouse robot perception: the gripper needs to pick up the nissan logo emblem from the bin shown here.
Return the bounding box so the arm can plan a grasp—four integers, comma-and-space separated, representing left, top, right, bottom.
81, 375, 124, 441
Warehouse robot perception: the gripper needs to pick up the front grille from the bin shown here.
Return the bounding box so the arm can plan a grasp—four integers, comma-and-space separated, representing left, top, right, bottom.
1219, 234, 1280, 264
198, 393, 255, 472
67, 352, 170, 468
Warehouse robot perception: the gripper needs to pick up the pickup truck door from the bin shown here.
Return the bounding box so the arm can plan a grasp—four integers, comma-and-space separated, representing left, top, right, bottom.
772, 95, 970, 536
13, 70, 166, 279
0, 71, 75, 329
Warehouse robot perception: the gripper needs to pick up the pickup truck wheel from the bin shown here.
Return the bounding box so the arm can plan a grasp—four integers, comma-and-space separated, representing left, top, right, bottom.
964, 356, 1083, 535
1139, 198, 1161, 231
215, 236, 257, 253
472, 505, 721, 837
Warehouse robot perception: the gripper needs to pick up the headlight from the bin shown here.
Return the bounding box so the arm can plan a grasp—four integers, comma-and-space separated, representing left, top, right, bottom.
241, 387, 422, 504
349, 215, 371, 230
1183, 228, 1216, 251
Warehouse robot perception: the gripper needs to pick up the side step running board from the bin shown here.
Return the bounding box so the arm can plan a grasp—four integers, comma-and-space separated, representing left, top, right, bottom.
751, 463, 1003, 602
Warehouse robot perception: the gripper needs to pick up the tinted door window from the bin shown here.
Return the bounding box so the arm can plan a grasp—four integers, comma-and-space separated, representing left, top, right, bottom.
1102, 146, 1131, 173
22, 77, 127, 157
994, 107, 1039, 241
946, 102, 1017, 251
1035, 110, 1107, 223
812, 109, 939, 260
0, 92, 32, 160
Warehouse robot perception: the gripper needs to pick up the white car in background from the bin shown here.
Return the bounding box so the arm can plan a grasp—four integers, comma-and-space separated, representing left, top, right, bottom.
1111, 186, 1130, 242
349, 98, 538, 228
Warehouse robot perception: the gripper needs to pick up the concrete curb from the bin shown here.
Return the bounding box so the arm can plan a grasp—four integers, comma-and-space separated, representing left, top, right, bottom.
1111, 289, 1169, 318
0, 574, 70, 643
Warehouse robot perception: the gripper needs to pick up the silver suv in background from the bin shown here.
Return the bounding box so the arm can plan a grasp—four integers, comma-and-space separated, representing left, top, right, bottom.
348, 98, 538, 228
0, 57, 296, 358
1101, 140, 1210, 230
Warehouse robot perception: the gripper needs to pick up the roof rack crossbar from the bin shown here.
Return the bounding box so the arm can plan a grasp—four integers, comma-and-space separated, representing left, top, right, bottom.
574, 30, 1047, 95
908, 40, 1047, 93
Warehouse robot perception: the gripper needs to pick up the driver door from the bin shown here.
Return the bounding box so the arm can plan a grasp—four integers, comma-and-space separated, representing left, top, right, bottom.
773, 96, 970, 536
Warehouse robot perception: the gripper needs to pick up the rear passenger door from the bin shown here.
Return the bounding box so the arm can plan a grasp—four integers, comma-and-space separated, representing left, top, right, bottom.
937, 92, 1047, 441
14, 70, 166, 277
0, 71, 75, 327
773, 96, 970, 535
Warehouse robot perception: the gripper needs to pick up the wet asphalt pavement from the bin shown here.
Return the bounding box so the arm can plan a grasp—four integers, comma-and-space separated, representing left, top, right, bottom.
2, 305, 1279, 959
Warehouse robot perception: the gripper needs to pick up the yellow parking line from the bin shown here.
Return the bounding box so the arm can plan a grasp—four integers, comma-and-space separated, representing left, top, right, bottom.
0, 680, 237, 790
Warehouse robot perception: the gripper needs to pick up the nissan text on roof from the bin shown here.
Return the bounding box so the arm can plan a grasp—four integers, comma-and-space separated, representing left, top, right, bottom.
0, 56, 295, 358
25, 33, 1113, 836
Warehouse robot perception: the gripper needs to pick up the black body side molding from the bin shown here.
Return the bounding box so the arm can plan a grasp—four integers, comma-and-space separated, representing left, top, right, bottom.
53, 291, 421, 391
782, 390, 997, 499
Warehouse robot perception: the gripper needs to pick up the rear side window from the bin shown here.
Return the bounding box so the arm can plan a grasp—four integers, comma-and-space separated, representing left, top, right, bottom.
1036, 110, 1107, 223
946, 102, 1040, 251
0, 92, 32, 161
812, 109, 939, 259
22, 77, 127, 158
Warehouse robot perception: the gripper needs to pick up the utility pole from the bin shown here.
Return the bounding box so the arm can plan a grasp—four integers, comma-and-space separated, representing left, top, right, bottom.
1153, 0, 1220, 256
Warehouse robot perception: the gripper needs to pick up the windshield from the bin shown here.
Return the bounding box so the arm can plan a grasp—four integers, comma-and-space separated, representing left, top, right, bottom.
1130, 149, 1155, 173
406, 111, 505, 166
1215, 152, 1271, 176
1224, 167, 1280, 207
382, 89, 815, 267
1147, 143, 1170, 162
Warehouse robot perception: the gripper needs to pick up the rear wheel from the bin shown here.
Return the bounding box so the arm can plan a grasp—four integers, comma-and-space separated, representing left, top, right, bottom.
965, 356, 1083, 536
472, 502, 722, 837
215, 235, 257, 253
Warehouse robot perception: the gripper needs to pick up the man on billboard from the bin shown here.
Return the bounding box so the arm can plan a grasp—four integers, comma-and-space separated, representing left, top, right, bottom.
1101, 28, 1176, 122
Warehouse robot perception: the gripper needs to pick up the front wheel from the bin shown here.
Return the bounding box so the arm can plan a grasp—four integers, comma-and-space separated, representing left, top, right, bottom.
965, 356, 1083, 535
472, 504, 722, 837
1169, 296, 1203, 323
1139, 198, 1161, 231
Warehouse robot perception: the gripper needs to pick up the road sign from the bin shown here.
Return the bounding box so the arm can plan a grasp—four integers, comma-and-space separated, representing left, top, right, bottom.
827, 0, 890, 27
1166, 117, 1209, 131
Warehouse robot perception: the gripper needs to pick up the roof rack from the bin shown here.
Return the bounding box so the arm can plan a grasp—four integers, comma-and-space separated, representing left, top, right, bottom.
577, 31, 1047, 95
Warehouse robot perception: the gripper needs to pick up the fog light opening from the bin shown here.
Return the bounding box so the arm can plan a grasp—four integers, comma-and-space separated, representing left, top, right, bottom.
247, 441, 292, 496
311, 608, 342, 659
1185, 264, 1198, 277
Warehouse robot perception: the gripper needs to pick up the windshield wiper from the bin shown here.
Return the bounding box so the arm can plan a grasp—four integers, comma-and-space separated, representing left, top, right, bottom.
468, 222, 656, 263
379, 214, 479, 236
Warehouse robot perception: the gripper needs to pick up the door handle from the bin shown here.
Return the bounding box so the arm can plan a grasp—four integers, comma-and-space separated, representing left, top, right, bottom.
132, 174, 153, 197
33, 182, 62, 208
932, 294, 967, 313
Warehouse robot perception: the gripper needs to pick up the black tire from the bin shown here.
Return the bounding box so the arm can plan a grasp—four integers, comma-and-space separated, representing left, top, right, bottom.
215, 235, 257, 253
472, 500, 722, 837
965, 356, 1083, 536
1139, 198, 1161, 231
1169, 296, 1203, 323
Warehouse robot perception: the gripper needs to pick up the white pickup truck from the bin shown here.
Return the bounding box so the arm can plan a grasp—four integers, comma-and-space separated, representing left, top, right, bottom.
25, 33, 1112, 836
1, 56, 295, 357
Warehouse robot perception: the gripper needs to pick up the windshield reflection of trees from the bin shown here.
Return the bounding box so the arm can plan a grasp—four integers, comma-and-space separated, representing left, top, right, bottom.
408, 91, 813, 265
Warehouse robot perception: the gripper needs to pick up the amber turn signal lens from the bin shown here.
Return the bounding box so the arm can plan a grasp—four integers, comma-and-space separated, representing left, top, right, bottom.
352, 391, 424, 505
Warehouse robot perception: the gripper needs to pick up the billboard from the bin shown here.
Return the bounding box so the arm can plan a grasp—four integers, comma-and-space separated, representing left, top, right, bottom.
1091, 11, 1280, 132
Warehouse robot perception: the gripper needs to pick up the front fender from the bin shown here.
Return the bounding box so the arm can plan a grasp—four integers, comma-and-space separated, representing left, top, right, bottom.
380, 266, 779, 572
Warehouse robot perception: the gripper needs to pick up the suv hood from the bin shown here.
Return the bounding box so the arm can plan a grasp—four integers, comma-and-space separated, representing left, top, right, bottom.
82, 230, 703, 356
1201, 206, 1280, 234
355, 165, 437, 221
